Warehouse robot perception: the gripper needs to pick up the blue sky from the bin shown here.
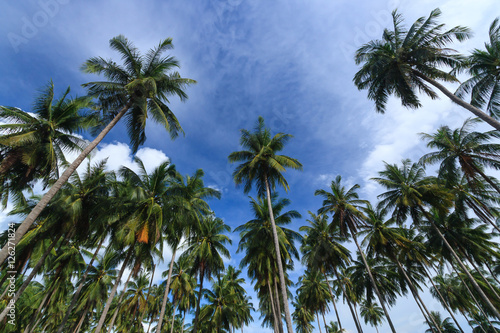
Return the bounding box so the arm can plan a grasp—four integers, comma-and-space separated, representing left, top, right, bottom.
1, 0, 499, 332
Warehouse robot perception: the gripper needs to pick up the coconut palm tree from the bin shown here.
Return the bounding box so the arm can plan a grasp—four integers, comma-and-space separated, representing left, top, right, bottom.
229, 116, 302, 333
353, 8, 500, 130
425, 312, 460, 333
315, 175, 397, 333
157, 169, 220, 333
292, 295, 314, 333
181, 215, 231, 333
359, 301, 384, 333
420, 118, 500, 196
0, 81, 94, 207
372, 159, 500, 318
456, 18, 500, 118
1, 35, 195, 264
297, 269, 332, 333
299, 212, 351, 332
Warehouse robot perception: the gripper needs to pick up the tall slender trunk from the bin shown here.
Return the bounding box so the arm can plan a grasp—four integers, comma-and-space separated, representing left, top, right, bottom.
422, 267, 465, 333
414, 71, 500, 131
463, 252, 500, 302
333, 269, 364, 333
73, 305, 89, 333
192, 265, 205, 333
419, 205, 500, 318
0, 233, 62, 322
0, 103, 131, 265
316, 312, 323, 333
94, 244, 134, 333
170, 303, 177, 333
268, 280, 279, 333
23, 289, 51, 333
57, 236, 106, 333
138, 264, 155, 326
108, 268, 134, 330
348, 226, 397, 333
323, 271, 343, 331
273, 277, 284, 333
394, 259, 441, 333
321, 310, 328, 333
157, 247, 177, 332
181, 312, 185, 333
486, 263, 500, 286
264, 175, 294, 333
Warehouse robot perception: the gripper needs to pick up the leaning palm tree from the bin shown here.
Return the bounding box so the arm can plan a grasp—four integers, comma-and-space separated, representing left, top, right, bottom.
229, 116, 302, 333
456, 18, 500, 118
1, 35, 195, 264
425, 312, 460, 333
0, 81, 93, 207
181, 215, 231, 333
353, 8, 500, 130
315, 175, 398, 333
372, 159, 500, 318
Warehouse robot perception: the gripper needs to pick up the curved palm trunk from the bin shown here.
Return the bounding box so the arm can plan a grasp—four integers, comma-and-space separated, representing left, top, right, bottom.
419, 206, 500, 318
107, 268, 134, 331
422, 267, 465, 333
394, 259, 442, 333
57, 236, 106, 333
0, 102, 132, 265
157, 247, 177, 332
321, 310, 328, 333
414, 71, 500, 131
192, 264, 205, 333
95, 244, 134, 333
73, 305, 90, 333
333, 269, 364, 333
348, 226, 397, 333
267, 280, 280, 333
264, 175, 294, 333
323, 271, 343, 331
0, 233, 61, 322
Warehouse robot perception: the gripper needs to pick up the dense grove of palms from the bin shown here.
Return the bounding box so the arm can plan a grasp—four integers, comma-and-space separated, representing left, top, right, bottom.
1, 8, 500, 333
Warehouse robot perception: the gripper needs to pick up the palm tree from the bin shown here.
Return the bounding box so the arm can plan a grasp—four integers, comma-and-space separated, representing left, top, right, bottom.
456, 18, 500, 118
236, 193, 301, 333
1, 35, 195, 264
157, 169, 220, 333
353, 9, 500, 130
315, 175, 398, 333
297, 269, 332, 333
372, 159, 500, 318
359, 301, 384, 333
292, 296, 314, 333
0, 81, 93, 207
300, 212, 351, 332
425, 312, 460, 333
181, 215, 231, 333
325, 321, 346, 333
229, 116, 302, 333
419, 118, 500, 196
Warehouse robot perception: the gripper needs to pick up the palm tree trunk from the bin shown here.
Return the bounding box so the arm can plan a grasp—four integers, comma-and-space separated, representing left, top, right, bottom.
0, 102, 132, 265
57, 236, 106, 333
0, 233, 61, 322
422, 267, 465, 333
181, 312, 185, 333
192, 264, 205, 333
394, 259, 441, 333
273, 277, 284, 333
268, 280, 280, 333
463, 252, 500, 302
138, 264, 155, 327
95, 244, 134, 333
316, 312, 323, 333
157, 247, 177, 332
170, 303, 177, 333
323, 271, 343, 331
333, 269, 364, 333
108, 268, 134, 330
485, 263, 500, 286
74, 305, 89, 333
468, 160, 500, 195
0, 150, 21, 175
414, 71, 500, 131
418, 205, 500, 318
348, 226, 397, 333
321, 310, 328, 333
264, 175, 294, 333
23, 289, 51, 333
